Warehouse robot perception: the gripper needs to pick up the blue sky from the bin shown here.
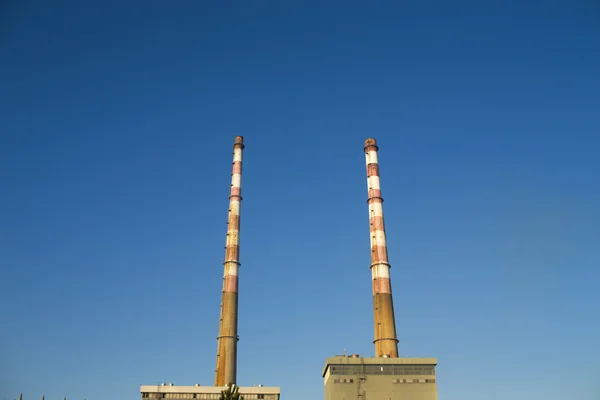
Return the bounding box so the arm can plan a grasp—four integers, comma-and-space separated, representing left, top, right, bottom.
1, 1, 599, 400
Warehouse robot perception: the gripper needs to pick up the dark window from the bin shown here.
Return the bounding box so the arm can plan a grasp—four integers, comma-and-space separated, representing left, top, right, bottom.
330, 364, 435, 376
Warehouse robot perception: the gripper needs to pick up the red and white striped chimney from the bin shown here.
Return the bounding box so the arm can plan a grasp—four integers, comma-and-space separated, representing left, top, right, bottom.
364, 138, 399, 358
214, 136, 244, 386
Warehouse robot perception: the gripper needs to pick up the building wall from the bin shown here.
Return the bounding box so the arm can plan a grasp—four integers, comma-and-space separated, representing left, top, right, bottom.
323, 357, 438, 400
142, 392, 278, 400
325, 374, 437, 400
140, 386, 280, 400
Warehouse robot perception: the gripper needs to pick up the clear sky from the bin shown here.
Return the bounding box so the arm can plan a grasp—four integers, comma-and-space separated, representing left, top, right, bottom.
1, 1, 599, 400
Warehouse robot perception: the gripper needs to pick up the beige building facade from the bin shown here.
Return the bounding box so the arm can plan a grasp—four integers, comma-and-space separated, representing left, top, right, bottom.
140, 385, 280, 400
323, 356, 438, 400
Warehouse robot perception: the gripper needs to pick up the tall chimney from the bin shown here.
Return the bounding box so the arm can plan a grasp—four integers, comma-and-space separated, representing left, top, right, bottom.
214, 136, 245, 386
364, 138, 399, 358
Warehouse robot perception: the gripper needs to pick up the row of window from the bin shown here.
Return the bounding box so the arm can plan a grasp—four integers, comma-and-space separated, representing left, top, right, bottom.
141, 394, 274, 400
332, 379, 354, 384
142, 394, 219, 399
330, 365, 435, 376
393, 379, 436, 384
332, 378, 436, 384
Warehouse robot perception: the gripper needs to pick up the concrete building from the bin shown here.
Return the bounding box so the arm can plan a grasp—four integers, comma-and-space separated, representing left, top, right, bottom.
140, 385, 280, 400
322, 139, 438, 400
323, 356, 438, 400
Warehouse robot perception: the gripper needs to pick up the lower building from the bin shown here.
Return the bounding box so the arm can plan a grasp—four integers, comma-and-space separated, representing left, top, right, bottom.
323, 355, 438, 400
140, 385, 280, 400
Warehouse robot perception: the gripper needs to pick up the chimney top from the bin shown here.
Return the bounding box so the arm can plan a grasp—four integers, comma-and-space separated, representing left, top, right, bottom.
364, 138, 378, 150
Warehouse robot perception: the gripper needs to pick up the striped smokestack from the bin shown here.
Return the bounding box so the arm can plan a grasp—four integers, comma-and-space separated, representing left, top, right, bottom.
214, 136, 244, 386
364, 138, 399, 358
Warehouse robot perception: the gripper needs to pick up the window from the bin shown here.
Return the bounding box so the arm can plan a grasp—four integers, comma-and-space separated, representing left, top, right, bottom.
330, 364, 435, 376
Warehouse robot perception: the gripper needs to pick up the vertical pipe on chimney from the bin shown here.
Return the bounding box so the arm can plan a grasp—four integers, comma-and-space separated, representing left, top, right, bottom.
364, 138, 399, 358
214, 136, 245, 386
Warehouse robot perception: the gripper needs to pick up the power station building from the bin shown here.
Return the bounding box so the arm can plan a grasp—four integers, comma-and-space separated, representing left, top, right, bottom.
140, 385, 280, 400
140, 137, 280, 400
323, 356, 437, 400
322, 139, 439, 400
138, 137, 437, 400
